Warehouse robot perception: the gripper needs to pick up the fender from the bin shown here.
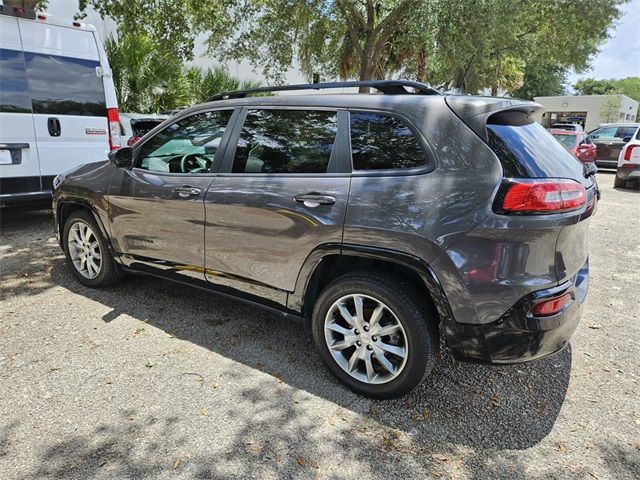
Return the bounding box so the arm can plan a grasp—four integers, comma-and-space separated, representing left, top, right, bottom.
54, 196, 123, 265
288, 243, 465, 355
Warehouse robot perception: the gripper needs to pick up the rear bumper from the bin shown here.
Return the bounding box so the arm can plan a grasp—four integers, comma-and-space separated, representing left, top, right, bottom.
616, 166, 640, 181
446, 260, 589, 364
595, 159, 618, 169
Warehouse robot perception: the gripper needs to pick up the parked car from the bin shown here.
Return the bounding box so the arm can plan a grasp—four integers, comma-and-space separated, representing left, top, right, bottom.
615, 138, 640, 189
588, 123, 640, 169
53, 80, 597, 399
550, 129, 596, 163
120, 113, 167, 147
551, 123, 584, 132
0, 4, 119, 207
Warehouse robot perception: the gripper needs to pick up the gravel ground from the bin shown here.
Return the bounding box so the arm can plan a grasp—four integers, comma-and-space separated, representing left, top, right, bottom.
0, 172, 638, 480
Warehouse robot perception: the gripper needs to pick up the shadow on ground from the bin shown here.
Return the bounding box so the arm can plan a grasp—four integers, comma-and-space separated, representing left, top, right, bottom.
4, 208, 612, 478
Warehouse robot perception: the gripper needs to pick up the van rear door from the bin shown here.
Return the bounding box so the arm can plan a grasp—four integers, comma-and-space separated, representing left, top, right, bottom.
18, 19, 110, 191
0, 14, 42, 203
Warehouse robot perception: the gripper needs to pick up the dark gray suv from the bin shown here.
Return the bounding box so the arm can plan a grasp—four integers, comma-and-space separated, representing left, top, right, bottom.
52, 81, 597, 399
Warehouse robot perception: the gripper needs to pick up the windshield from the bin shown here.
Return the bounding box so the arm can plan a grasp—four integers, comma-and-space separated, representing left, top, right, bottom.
552, 133, 576, 149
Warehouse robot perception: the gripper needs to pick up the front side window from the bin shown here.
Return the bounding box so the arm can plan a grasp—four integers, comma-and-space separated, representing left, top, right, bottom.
589, 126, 618, 140
138, 110, 232, 174
24, 52, 106, 116
350, 112, 427, 170
0, 49, 31, 113
231, 109, 338, 174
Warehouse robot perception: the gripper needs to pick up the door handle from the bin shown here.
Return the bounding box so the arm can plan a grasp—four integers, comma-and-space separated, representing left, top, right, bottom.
173, 186, 202, 197
294, 193, 336, 208
47, 117, 61, 137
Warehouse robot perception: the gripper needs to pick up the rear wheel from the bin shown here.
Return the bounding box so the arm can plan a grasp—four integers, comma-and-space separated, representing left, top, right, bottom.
614, 176, 626, 188
63, 210, 125, 287
311, 270, 438, 399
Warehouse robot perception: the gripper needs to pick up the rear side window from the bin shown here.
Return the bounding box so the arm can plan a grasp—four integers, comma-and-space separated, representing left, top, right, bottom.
232, 109, 338, 174
350, 112, 427, 170
487, 113, 586, 182
0, 49, 31, 113
24, 52, 106, 116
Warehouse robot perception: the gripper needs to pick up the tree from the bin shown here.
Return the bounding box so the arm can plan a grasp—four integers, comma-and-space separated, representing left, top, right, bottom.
510, 62, 568, 100
599, 95, 621, 123
574, 78, 619, 95
104, 33, 185, 113
83, 0, 626, 96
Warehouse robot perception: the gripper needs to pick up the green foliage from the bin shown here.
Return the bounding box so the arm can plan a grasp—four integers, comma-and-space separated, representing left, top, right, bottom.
574, 77, 640, 104
104, 33, 184, 113
82, 0, 626, 96
599, 95, 622, 122
104, 33, 261, 113
511, 62, 569, 100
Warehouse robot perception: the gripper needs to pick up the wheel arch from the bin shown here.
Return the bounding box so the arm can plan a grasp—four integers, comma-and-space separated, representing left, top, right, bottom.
56, 199, 113, 256
289, 244, 462, 350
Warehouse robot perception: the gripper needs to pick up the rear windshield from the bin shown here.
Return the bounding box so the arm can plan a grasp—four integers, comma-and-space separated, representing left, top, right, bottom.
132, 120, 164, 136
487, 116, 589, 184
551, 133, 576, 149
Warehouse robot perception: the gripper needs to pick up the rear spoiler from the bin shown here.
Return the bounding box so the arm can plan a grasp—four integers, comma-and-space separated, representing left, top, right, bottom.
445, 96, 543, 141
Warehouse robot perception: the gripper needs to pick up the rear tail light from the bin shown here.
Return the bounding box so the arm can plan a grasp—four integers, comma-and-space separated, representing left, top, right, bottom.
127, 135, 141, 147
623, 144, 639, 161
499, 179, 586, 214
107, 108, 121, 151
530, 293, 572, 317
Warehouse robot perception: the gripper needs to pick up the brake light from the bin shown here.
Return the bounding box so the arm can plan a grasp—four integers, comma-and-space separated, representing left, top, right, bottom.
107, 108, 121, 151
501, 179, 586, 213
623, 144, 639, 161
530, 293, 572, 317
127, 135, 141, 147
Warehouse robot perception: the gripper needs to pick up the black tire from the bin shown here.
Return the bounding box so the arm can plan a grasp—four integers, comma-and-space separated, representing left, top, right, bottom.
62, 210, 125, 287
311, 270, 438, 399
613, 176, 626, 188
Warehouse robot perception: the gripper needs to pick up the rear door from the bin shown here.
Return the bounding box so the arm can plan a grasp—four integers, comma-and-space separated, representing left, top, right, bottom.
0, 15, 41, 200
204, 107, 350, 294
18, 19, 110, 191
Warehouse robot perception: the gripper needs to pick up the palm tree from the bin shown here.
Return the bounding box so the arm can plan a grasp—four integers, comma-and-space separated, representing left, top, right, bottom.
104, 33, 185, 113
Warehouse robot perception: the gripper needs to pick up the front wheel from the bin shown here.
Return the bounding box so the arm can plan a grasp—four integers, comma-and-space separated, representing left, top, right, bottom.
63, 210, 125, 287
311, 270, 438, 399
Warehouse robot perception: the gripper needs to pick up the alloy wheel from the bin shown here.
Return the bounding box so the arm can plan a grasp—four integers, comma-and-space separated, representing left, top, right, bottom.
324, 294, 408, 384
67, 221, 102, 279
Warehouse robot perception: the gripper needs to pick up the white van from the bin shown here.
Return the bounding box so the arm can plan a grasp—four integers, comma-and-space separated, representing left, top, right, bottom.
0, 3, 120, 206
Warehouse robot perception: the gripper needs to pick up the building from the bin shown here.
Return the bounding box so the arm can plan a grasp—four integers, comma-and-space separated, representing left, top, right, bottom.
533, 94, 639, 132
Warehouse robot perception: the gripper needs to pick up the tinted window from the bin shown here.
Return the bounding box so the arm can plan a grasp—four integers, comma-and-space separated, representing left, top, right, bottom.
232, 109, 337, 174
616, 126, 638, 140
138, 110, 231, 173
0, 49, 31, 113
487, 120, 589, 186
551, 133, 576, 149
350, 112, 426, 170
24, 52, 106, 116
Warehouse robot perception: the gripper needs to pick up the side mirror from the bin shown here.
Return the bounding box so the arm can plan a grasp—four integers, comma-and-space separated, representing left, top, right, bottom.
622, 136, 632, 143
108, 147, 134, 169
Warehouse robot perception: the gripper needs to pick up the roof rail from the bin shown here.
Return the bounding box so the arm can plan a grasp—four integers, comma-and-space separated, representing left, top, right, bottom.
207, 80, 442, 102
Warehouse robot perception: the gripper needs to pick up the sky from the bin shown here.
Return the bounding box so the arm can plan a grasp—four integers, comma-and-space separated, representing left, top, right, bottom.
44, 0, 640, 87
566, 0, 640, 87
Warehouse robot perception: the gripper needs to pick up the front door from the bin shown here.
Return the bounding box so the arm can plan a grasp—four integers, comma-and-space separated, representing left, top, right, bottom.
204, 107, 350, 295
108, 109, 235, 285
